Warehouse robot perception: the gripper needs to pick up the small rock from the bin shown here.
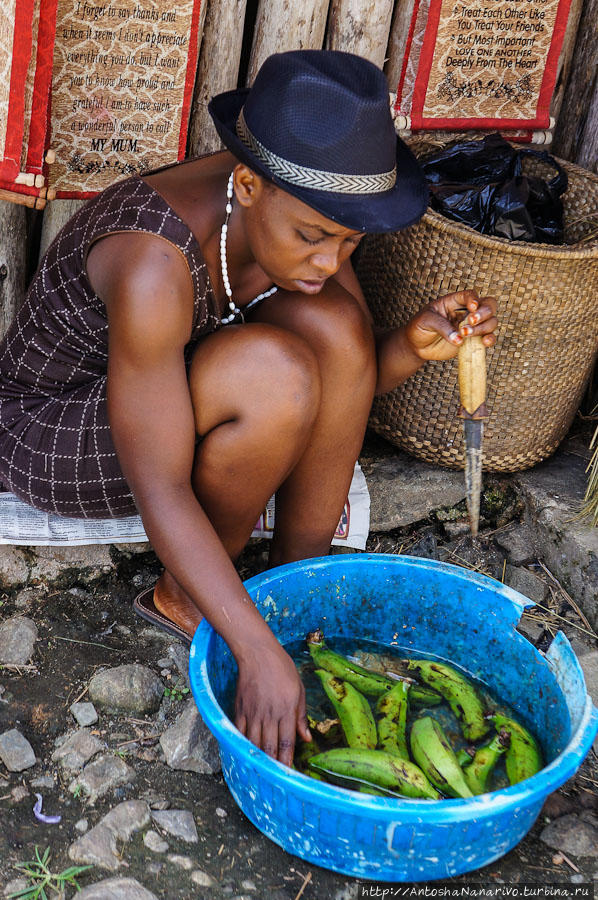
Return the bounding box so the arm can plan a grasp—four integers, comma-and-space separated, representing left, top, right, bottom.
0, 728, 36, 771
146, 862, 163, 876
540, 812, 598, 857
14, 587, 43, 609
542, 792, 576, 819
0, 616, 38, 665
443, 520, 471, 539
495, 524, 536, 565
404, 528, 438, 560
191, 870, 216, 888
159, 698, 220, 774
89, 665, 164, 715
139, 791, 169, 810
505, 565, 549, 603
167, 855, 194, 870
241, 880, 257, 891
70, 701, 99, 727
167, 643, 190, 686
69, 800, 150, 870
70, 754, 136, 802
52, 729, 104, 772
215, 807, 227, 818
144, 830, 169, 853
156, 658, 172, 669
570, 874, 586, 884
151, 809, 198, 843
77, 877, 159, 899
29, 775, 55, 790
11, 784, 29, 802
75, 817, 89, 833
3, 877, 30, 897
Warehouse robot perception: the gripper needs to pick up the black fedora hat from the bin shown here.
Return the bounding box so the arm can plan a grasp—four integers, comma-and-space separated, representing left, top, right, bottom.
208, 50, 429, 234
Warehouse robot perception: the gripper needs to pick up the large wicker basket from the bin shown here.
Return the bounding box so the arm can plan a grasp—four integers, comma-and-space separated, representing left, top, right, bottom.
356, 147, 598, 472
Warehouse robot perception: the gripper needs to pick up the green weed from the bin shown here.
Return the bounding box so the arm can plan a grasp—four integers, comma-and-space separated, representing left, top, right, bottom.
9, 846, 91, 898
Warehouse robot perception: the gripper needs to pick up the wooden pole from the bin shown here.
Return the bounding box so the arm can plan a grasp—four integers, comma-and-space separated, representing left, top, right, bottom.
552, 0, 598, 172
325, 0, 395, 68
384, 0, 416, 91
0, 200, 27, 341
246, 0, 328, 86
39, 200, 85, 261
188, 0, 247, 155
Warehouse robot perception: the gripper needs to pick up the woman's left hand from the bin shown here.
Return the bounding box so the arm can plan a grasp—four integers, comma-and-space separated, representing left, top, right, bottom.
404, 290, 498, 363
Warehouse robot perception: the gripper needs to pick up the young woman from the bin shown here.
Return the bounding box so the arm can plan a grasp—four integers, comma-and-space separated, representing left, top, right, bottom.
0, 50, 497, 766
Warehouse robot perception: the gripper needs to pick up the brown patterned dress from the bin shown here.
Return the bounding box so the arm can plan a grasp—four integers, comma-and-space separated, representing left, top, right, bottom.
0, 175, 222, 518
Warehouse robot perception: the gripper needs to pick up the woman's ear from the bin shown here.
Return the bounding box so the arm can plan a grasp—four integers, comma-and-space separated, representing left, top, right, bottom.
233, 165, 264, 208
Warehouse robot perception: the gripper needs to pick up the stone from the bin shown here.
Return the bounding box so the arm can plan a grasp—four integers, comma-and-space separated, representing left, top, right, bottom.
577, 650, 598, 706
89, 664, 164, 715
151, 809, 198, 843
159, 698, 220, 774
143, 829, 169, 853
515, 448, 598, 633
0, 616, 37, 665
3, 878, 29, 897
0, 546, 30, 590
28, 544, 115, 586
29, 774, 55, 790
504, 565, 549, 604
52, 729, 104, 772
76, 877, 159, 899
495, 523, 536, 565
0, 728, 36, 771
11, 785, 29, 802
70, 701, 99, 727
539, 812, 598, 858
101, 800, 151, 840
68, 801, 150, 871
362, 451, 466, 531
241, 880, 257, 891
191, 870, 216, 887
14, 587, 44, 609
167, 854, 194, 870
75, 818, 89, 833
70, 754, 136, 802
404, 528, 438, 560
69, 823, 120, 871
167, 643, 190, 687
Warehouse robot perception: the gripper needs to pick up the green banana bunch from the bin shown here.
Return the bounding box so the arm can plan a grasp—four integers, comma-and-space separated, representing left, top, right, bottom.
315, 669, 377, 750
410, 716, 474, 798
308, 747, 440, 799
462, 729, 510, 795
406, 659, 489, 741
490, 713, 543, 784
307, 630, 394, 697
376, 679, 410, 759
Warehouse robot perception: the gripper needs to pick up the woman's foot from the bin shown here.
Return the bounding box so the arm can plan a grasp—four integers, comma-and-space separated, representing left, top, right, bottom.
153, 570, 203, 638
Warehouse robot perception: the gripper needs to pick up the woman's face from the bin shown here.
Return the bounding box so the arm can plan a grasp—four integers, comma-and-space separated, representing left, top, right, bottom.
238, 170, 364, 294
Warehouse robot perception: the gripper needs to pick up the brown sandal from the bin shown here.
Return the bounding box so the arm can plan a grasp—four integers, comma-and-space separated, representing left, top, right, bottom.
133, 586, 192, 646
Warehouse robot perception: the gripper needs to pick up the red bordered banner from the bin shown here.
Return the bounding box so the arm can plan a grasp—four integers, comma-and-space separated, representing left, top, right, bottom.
395, 0, 573, 131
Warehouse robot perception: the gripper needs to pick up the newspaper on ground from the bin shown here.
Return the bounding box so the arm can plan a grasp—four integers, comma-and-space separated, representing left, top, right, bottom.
0, 462, 370, 550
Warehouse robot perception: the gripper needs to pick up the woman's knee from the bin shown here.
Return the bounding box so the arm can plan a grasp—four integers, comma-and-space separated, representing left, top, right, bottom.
188, 323, 321, 436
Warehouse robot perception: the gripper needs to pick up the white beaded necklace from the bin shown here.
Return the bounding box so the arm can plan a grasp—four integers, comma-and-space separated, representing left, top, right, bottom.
220, 173, 278, 324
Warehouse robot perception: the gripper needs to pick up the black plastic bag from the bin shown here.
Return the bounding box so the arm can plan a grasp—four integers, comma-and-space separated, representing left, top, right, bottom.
420, 133, 567, 245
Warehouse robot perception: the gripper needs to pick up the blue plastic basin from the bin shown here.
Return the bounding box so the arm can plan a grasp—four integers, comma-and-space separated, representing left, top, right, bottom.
189, 554, 598, 881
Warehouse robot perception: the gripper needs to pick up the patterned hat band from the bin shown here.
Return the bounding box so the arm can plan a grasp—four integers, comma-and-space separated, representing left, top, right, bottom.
236, 108, 396, 195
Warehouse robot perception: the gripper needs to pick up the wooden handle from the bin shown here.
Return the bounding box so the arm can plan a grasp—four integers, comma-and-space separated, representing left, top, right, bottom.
458, 333, 487, 419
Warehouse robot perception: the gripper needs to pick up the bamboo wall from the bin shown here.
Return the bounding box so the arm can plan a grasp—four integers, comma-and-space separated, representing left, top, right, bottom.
0, 0, 595, 337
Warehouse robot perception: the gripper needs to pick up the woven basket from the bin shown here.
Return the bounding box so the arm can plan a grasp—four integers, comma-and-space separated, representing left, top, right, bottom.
356, 145, 598, 472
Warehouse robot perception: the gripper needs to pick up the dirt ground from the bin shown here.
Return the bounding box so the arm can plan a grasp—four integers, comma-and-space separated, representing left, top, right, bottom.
1, 486, 597, 898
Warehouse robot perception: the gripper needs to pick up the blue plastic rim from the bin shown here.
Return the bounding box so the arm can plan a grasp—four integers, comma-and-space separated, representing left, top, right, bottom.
189, 554, 598, 882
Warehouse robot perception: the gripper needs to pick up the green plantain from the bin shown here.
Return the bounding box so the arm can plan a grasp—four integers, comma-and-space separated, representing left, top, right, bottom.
410, 716, 474, 798
462, 729, 510, 795
308, 747, 440, 799
406, 659, 488, 741
408, 684, 443, 707
376, 679, 410, 759
315, 669, 377, 749
490, 713, 543, 785
307, 630, 395, 697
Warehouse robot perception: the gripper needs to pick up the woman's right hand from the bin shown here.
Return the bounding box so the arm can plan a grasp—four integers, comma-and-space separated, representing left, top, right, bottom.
234, 642, 312, 767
